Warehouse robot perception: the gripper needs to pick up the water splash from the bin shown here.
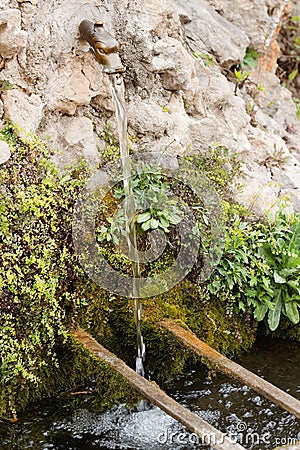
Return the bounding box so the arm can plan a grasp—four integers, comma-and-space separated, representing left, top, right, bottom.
109, 74, 146, 376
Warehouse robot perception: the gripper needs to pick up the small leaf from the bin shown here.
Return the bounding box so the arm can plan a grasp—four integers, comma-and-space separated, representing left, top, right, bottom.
192, 51, 201, 60
288, 280, 300, 293
1, 80, 14, 93
234, 68, 242, 80
288, 69, 298, 81
267, 291, 282, 331
141, 220, 152, 231
136, 211, 151, 223
60, 174, 71, 184
159, 217, 170, 229
274, 271, 286, 284
159, 224, 169, 233
162, 211, 181, 225
238, 300, 246, 312
284, 302, 300, 324
254, 303, 268, 322
292, 15, 300, 22
150, 218, 159, 229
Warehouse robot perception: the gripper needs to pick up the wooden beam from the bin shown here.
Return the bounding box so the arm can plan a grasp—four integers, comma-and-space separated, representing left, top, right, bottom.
72, 327, 246, 450
160, 319, 300, 420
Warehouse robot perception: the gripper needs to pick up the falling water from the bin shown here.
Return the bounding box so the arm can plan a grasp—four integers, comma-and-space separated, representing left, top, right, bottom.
109, 74, 145, 377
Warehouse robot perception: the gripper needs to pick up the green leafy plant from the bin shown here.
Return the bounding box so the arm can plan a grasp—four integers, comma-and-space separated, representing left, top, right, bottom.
96, 163, 182, 244
207, 208, 300, 331
97, 208, 126, 244
0, 80, 14, 94
259, 144, 290, 169
130, 163, 182, 232
240, 47, 259, 71
184, 145, 242, 195
233, 47, 259, 93
259, 212, 300, 330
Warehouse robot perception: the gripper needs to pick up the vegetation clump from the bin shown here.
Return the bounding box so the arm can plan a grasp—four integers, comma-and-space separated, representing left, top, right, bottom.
0, 123, 299, 419
0, 123, 90, 416
207, 207, 300, 332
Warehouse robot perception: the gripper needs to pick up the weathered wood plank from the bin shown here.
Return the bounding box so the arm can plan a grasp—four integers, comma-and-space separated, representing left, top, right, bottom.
72, 327, 246, 450
160, 319, 300, 420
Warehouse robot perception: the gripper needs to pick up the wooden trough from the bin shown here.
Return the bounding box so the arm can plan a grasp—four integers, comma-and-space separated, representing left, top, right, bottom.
73, 323, 300, 450
73, 327, 246, 450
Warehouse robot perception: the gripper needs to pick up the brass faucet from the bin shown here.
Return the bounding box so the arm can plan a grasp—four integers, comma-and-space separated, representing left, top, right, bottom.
79, 20, 125, 74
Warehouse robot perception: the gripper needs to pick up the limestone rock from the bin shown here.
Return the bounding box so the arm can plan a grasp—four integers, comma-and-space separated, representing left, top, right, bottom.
271, 166, 297, 190
163, 94, 191, 147
254, 71, 300, 158
0, 57, 29, 91
46, 116, 100, 171
0, 9, 27, 59
46, 57, 92, 115
140, 0, 181, 37
81, 54, 107, 96
247, 126, 289, 164
152, 37, 196, 90
205, 0, 289, 50
125, 92, 191, 156
0, 1, 10, 8
284, 190, 300, 213
127, 99, 170, 138
277, 156, 300, 191
0, 0, 300, 217
188, 89, 251, 155
3, 89, 44, 132
88, 67, 114, 113
0, 140, 11, 164
234, 163, 281, 218
173, 0, 249, 66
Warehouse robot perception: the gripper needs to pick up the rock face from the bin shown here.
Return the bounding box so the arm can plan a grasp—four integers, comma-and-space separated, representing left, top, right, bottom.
205, 0, 289, 50
173, 0, 249, 66
1, 0, 300, 216
3, 89, 44, 131
0, 8, 27, 59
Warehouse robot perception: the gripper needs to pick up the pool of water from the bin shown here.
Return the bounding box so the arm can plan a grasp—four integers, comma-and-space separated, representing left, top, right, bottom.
1, 337, 299, 450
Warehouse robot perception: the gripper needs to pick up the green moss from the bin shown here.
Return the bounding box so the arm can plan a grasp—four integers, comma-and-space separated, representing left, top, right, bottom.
98, 122, 121, 167
0, 123, 132, 416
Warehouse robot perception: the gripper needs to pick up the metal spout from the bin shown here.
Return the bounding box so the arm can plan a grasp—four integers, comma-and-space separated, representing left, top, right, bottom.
79, 20, 125, 74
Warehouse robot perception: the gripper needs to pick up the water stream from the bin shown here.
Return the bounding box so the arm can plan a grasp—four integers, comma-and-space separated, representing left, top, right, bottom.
108, 74, 145, 376
1, 337, 299, 449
